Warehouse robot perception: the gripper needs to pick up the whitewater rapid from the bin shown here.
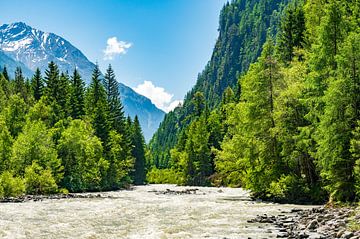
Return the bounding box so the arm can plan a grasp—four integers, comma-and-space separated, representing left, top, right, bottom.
0, 184, 316, 239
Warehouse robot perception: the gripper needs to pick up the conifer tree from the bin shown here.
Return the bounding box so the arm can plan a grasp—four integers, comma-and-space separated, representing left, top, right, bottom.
31, 68, 43, 101
216, 39, 283, 195
316, 33, 360, 201
2, 66, 9, 81
44, 61, 60, 100
103, 64, 126, 135
14, 67, 26, 99
85, 64, 110, 144
277, 4, 305, 63
44, 61, 62, 123
130, 116, 146, 185
70, 68, 85, 119
58, 72, 71, 118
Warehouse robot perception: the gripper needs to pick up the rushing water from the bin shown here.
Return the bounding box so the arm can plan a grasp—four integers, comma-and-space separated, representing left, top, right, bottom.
0, 184, 316, 239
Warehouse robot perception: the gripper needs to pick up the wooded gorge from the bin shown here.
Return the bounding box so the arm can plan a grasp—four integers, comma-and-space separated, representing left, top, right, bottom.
148, 0, 360, 203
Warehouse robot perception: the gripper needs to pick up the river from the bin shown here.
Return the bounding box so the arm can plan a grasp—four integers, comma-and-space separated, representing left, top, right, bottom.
0, 184, 316, 239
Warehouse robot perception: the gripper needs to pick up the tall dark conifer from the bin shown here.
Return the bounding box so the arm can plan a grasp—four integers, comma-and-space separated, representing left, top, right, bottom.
103, 64, 126, 135
70, 68, 85, 119
130, 116, 146, 185
31, 68, 44, 101
85, 64, 109, 144
2, 66, 9, 81
14, 67, 25, 94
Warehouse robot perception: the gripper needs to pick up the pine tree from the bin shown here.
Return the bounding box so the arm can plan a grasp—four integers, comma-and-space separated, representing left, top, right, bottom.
14, 67, 26, 99
103, 64, 126, 135
216, 39, 283, 196
44, 61, 62, 123
31, 68, 44, 101
58, 72, 71, 118
85, 64, 110, 144
2, 66, 9, 81
130, 116, 146, 185
69, 68, 85, 119
44, 61, 60, 100
316, 33, 360, 201
277, 4, 305, 63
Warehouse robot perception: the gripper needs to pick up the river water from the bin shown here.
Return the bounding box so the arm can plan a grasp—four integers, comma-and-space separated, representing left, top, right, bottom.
0, 184, 316, 239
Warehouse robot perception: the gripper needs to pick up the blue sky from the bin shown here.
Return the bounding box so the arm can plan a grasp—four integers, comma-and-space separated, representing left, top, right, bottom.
1, 0, 227, 112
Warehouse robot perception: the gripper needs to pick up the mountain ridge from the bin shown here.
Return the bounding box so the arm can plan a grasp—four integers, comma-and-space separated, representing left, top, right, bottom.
0, 22, 164, 140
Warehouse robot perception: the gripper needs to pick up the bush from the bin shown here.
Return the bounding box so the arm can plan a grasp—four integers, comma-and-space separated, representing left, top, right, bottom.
147, 168, 184, 184
0, 171, 25, 197
24, 162, 58, 195
267, 174, 309, 203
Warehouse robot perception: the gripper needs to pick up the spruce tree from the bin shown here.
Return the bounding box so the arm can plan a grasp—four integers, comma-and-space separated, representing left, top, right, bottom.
70, 68, 85, 119
31, 68, 44, 101
14, 67, 26, 97
103, 64, 126, 135
130, 116, 146, 185
85, 64, 110, 144
2, 66, 9, 81
277, 4, 305, 63
44, 61, 62, 123
316, 33, 360, 201
58, 72, 71, 118
44, 61, 60, 100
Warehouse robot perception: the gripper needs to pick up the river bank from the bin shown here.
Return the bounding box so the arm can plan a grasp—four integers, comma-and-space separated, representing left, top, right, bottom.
249, 205, 360, 238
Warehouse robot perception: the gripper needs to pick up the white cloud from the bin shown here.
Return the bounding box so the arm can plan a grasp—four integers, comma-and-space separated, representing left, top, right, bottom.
103, 37, 132, 60
133, 81, 183, 113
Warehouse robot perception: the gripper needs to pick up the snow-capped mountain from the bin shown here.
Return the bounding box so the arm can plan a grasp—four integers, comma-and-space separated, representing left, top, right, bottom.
0, 22, 165, 140
0, 22, 95, 81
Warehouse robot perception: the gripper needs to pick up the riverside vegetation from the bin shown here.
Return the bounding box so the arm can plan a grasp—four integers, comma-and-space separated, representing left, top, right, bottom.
148, 0, 360, 206
0, 0, 360, 211
0, 63, 146, 197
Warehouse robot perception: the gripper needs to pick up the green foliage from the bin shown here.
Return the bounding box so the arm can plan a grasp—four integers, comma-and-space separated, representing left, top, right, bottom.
146, 167, 184, 184
11, 120, 63, 181
31, 68, 43, 101
130, 116, 147, 185
0, 171, 25, 198
106, 130, 134, 189
104, 64, 126, 135
69, 68, 85, 119
0, 61, 139, 196
171, 114, 212, 186
85, 64, 110, 144
276, 3, 306, 63
0, 117, 13, 172
149, 0, 290, 172
24, 162, 58, 195
1, 94, 28, 137
57, 119, 108, 192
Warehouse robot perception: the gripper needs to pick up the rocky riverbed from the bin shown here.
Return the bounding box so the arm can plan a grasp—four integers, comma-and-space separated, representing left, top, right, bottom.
249, 206, 360, 238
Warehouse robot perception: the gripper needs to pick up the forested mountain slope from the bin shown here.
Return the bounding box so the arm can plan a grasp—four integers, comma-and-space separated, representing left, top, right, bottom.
149, 0, 360, 204
149, 0, 290, 169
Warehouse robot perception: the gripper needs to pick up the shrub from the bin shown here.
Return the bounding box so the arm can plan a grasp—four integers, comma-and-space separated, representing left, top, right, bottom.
24, 162, 58, 195
0, 171, 25, 197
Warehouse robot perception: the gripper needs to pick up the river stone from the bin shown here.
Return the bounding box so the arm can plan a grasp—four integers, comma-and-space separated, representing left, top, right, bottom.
307, 219, 319, 230
342, 231, 354, 239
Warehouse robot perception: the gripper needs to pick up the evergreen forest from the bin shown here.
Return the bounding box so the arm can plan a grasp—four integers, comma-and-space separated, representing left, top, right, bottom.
1, 0, 360, 205
148, 0, 360, 203
0, 63, 146, 197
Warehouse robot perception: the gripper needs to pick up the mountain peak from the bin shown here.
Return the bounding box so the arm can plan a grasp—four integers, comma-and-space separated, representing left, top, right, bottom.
0, 22, 165, 140
0, 21, 94, 81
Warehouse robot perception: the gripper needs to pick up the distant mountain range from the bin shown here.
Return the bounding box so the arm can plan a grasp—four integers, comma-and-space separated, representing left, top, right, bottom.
0, 22, 164, 140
